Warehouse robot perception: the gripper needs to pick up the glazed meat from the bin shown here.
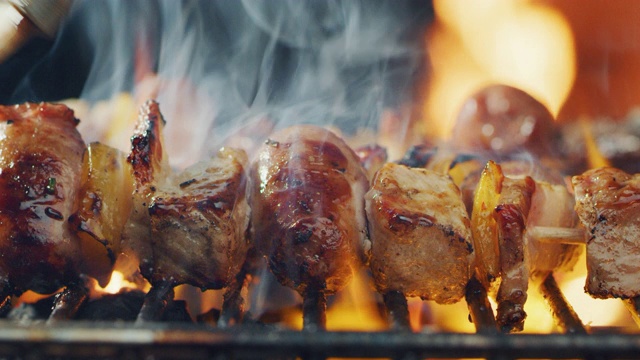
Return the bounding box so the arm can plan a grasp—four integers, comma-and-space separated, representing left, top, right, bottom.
0, 103, 85, 294
126, 100, 250, 290
572, 167, 640, 299
365, 163, 475, 304
249, 125, 369, 295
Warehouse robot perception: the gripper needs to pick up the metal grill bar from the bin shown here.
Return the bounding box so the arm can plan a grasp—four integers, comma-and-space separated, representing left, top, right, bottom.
0, 322, 637, 359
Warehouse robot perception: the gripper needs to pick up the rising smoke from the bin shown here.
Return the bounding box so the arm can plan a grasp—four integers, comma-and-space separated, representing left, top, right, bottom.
5, 0, 432, 166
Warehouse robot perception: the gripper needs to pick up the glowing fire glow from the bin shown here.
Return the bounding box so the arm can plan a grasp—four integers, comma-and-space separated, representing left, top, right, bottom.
99, 271, 145, 295
423, 0, 577, 139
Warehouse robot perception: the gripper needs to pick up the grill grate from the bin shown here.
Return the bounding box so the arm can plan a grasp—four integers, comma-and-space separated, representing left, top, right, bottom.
1, 274, 639, 360
0, 322, 638, 359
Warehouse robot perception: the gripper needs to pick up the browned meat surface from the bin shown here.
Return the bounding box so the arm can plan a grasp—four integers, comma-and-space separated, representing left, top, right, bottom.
146, 148, 250, 289
365, 163, 474, 304
0, 103, 85, 294
249, 125, 369, 296
126, 100, 250, 290
572, 167, 640, 299
450, 84, 560, 158
494, 176, 534, 332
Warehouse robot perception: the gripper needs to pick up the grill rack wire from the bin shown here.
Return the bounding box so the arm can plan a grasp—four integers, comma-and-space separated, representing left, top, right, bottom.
0, 273, 639, 360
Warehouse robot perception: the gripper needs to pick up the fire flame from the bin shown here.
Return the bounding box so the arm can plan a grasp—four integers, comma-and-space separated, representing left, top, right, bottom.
422, 0, 577, 139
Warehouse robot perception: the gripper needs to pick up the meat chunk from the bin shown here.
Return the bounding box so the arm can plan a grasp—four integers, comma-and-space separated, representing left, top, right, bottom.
572, 167, 640, 299
126, 100, 250, 290
365, 163, 474, 304
0, 103, 85, 294
249, 125, 369, 295
146, 148, 250, 289
450, 84, 560, 158
493, 175, 534, 332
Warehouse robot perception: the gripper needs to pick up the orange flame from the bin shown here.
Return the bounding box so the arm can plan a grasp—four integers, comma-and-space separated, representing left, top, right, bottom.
422, 0, 577, 139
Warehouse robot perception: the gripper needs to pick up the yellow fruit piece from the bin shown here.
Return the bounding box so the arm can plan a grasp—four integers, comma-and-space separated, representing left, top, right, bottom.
72, 142, 134, 287
471, 160, 504, 291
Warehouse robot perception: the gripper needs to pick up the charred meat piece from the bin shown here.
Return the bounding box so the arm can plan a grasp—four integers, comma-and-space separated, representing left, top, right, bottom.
126, 100, 250, 291
365, 163, 475, 304
0, 103, 85, 294
249, 125, 369, 296
572, 167, 640, 299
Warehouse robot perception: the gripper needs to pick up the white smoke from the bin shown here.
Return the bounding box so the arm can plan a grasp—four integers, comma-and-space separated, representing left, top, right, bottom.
16, 0, 431, 166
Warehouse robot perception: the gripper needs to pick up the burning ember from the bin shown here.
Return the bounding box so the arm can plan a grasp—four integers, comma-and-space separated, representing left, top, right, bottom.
1, 1, 640, 359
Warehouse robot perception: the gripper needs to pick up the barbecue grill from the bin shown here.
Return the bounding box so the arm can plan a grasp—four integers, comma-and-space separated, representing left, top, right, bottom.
0, 273, 637, 359
1, 1, 640, 360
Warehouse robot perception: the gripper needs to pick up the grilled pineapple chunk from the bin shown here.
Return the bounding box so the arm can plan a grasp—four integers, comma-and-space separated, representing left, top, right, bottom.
471, 160, 503, 291
71, 142, 134, 287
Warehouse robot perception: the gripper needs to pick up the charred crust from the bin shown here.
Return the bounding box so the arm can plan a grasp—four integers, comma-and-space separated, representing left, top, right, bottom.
179, 178, 197, 188
293, 229, 314, 245
396, 144, 435, 168
466, 241, 474, 254
44, 207, 64, 221
496, 300, 526, 333
449, 153, 479, 169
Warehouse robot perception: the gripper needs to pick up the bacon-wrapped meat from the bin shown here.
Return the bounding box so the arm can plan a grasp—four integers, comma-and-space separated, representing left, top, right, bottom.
249, 125, 369, 296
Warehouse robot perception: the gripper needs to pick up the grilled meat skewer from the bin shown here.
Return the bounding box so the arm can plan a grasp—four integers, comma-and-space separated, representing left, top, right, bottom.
249, 125, 369, 328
